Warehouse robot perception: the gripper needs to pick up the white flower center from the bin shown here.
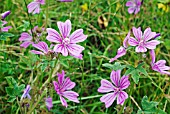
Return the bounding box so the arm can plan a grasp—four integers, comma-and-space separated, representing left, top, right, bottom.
63, 38, 70, 45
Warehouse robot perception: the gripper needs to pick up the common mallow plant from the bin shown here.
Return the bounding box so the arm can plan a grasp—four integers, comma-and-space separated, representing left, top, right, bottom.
53, 70, 79, 107
98, 70, 130, 108
46, 20, 87, 58
27, 0, 45, 14
45, 97, 53, 111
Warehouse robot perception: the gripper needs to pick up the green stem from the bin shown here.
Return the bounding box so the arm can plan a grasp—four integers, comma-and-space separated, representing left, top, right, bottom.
41, 54, 60, 88
16, 97, 22, 114
23, 0, 35, 39
46, 0, 49, 28
28, 89, 47, 114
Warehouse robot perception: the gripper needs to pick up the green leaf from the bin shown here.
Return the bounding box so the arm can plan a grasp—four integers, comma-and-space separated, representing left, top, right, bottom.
7, 96, 16, 102
5, 87, 15, 96
102, 62, 126, 70
5, 77, 17, 87
136, 63, 148, 76
138, 96, 167, 114
0, 32, 14, 40
124, 67, 134, 75
131, 70, 140, 84
0, 20, 3, 28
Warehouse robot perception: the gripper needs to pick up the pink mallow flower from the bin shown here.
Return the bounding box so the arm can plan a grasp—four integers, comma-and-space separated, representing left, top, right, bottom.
128, 27, 160, 53
31, 41, 52, 55
98, 70, 130, 108
1, 21, 12, 32
19, 26, 44, 48
53, 70, 79, 107
150, 49, 170, 75
45, 97, 53, 111
46, 20, 87, 58
109, 31, 130, 63
27, 0, 45, 14
126, 0, 141, 14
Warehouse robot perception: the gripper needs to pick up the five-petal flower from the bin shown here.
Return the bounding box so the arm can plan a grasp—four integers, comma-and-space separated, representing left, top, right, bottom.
53, 70, 79, 107
98, 70, 130, 108
128, 27, 160, 53
46, 20, 87, 58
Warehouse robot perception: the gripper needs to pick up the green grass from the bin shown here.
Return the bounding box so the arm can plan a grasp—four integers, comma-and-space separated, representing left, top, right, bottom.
0, 0, 170, 113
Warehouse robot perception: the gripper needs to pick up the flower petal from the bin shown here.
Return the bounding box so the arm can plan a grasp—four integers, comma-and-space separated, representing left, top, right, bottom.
123, 31, 130, 48
126, 1, 134, 7
67, 44, 84, 56
128, 7, 135, 14
19, 32, 32, 41
128, 37, 139, 46
32, 41, 49, 54
46, 28, 62, 43
1, 26, 12, 32
110, 70, 121, 87
135, 46, 147, 52
119, 76, 130, 90
57, 70, 65, 85
145, 40, 160, 49
150, 49, 155, 63
60, 96, 68, 107
27, 2, 40, 14
132, 27, 142, 41
53, 81, 59, 90
100, 92, 118, 108
69, 29, 87, 43
54, 44, 68, 56
61, 77, 76, 91
98, 79, 115, 93
57, 20, 71, 38
117, 91, 128, 105
31, 50, 44, 55
45, 97, 53, 111
20, 41, 32, 48
109, 46, 126, 63
62, 91, 79, 103
143, 28, 156, 41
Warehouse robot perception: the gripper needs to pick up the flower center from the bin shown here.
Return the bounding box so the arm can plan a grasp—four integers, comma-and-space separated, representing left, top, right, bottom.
63, 38, 70, 45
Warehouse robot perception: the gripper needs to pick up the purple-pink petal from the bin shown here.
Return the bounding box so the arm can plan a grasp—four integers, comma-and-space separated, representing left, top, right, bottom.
132, 27, 142, 41
98, 79, 115, 93
69, 29, 87, 43
62, 91, 79, 103
128, 37, 139, 46
60, 96, 68, 107
117, 91, 128, 105
109, 46, 126, 63
57, 20, 71, 38
150, 49, 155, 63
54, 44, 68, 56
19, 32, 32, 41
100, 92, 118, 108
126, 1, 134, 7
61, 77, 76, 91
60, 0, 73, 2
135, 45, 147, 52
45, 97, 53, 111
46, 28, 62, 43
110, 70, 121, 87
145, 40, 160, 49
1, 26, 12, 32
119, 76, 130, 90
143, 28, 156, 41
20, 41, 32, 48
31, 50, 44, 55
32, 41, 49, 54
1, 11, 11, 19
67, 44, 85, 56
27, 2, 40, 14
123, 31, 130, 48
